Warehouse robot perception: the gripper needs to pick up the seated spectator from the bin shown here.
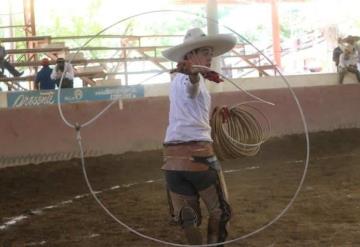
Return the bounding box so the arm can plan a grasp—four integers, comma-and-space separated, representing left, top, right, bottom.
338, 46, 360, 84
35, 58, 56, 90
341, 35, 360, 49
0, 41, 24, 77
340, 35, 360, 65
50, 58, 74, 88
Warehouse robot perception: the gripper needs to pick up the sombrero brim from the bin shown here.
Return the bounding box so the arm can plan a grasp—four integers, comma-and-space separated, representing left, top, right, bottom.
162, 34, 237, 62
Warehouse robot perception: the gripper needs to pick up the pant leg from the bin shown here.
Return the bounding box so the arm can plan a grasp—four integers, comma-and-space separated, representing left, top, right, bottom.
347, 66, 360, 82
58, 77, 74, 88
61, 78, 74, 88
338, 68, 347, 84
199, 172, 231, 246
164, 171, 203, 245
356, 70, 360, 83
3, 60, 21, 76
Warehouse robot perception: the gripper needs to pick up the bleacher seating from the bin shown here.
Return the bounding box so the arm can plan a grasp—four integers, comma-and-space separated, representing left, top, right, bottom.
1, 34, 278, 90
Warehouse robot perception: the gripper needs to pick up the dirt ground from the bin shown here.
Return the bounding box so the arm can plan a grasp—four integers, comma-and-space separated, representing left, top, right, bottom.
1, 128, 360, 247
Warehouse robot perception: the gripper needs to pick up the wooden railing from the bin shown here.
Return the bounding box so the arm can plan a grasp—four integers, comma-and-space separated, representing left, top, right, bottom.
1, 34, 281, 90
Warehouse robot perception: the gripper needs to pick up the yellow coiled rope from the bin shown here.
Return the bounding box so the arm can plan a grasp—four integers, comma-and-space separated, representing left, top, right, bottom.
210, 103, 271, 160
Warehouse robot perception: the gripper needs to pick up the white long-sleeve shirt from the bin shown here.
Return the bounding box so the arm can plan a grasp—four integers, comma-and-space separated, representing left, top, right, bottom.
50, 62, 74, 80
164, 73, 212, 143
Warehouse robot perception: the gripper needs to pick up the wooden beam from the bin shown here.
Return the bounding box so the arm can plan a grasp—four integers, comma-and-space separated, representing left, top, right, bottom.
0, 71, 106, 82
12, 57, 168, 67
0, 36, 51, 43
6, 47, 69, 54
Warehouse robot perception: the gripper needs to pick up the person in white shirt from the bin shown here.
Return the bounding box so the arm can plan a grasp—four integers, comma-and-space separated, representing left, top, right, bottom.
161, 27, 236, 245
338, 46, 360, 84
340, 35, 360, 69
50, 57, 74, 88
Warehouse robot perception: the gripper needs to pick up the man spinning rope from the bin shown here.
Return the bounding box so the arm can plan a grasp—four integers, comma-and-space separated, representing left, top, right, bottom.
161, 27, 236, 246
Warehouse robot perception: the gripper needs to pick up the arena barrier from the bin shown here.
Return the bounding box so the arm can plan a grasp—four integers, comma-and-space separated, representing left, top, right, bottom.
1, 82, 360, 168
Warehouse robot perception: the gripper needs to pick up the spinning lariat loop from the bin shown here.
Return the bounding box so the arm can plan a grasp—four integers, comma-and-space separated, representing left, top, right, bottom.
54, 9, 310, 247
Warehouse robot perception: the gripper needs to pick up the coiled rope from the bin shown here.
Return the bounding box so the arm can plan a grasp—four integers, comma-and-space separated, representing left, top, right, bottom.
192, 65, 273, 160
211, 102, 271, 160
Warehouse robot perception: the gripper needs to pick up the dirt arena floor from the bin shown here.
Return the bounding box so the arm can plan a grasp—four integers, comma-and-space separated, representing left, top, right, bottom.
1, 128, 360, 247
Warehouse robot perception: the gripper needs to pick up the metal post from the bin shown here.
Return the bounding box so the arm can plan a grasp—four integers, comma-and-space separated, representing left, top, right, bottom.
206, 0, 223, 92
23, 0, 37, 89
271, 0, 281, 69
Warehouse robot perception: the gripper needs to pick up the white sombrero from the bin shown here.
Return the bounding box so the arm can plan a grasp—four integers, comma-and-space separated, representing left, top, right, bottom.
162, 27, 237, 62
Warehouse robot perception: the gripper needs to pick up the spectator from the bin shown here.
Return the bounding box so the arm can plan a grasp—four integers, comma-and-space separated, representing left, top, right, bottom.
341, 35, 360, 52
161, 27, 236, 245
0, 41, 24, 77
338, 46, 360, 84
35, 58, 56, 90
332, 38, 343, 69
51, 57, 74, 88
340, 35, 360, 65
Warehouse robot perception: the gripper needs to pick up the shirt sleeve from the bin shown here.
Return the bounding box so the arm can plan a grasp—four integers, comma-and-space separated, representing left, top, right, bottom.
50, 68, 57, 80
65, 63, 74, 80
35, 72, 40, 83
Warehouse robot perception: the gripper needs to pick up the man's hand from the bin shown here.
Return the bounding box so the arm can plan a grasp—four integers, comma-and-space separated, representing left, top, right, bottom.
176, 60, 194, 75
175, 61, 211, 75
173, 61, 223, 84
176, 61, 203, 84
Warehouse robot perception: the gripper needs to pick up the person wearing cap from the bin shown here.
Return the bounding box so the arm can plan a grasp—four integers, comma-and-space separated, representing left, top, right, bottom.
50, 57, 74, 88
338, 45, 360, 84
161, 27, 236, 245
35, 58, 56, 90
340, 35, 360, 68
0, 41, 24, 77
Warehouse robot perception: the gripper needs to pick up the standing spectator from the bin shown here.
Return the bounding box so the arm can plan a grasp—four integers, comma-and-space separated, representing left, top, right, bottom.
51, 58, 74, 88
0, 41, 24, 77
338, 46, 360, 84
161, 27, 236, 245
35, 58, 56, 90
332, 38, 343, 69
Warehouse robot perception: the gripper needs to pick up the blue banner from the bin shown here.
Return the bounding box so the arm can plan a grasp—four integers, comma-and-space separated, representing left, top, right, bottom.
6, 85, 145, 108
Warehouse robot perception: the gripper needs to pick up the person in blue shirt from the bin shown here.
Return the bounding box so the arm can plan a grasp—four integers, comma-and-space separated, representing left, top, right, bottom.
35, 58, 56, 90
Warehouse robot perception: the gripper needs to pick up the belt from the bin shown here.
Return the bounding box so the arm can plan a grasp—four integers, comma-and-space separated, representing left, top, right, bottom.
162, 141, 215, 171
163, 140, 211, 147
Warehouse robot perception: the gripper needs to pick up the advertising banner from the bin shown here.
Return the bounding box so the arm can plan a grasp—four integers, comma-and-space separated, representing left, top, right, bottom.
6, 85, 144, 108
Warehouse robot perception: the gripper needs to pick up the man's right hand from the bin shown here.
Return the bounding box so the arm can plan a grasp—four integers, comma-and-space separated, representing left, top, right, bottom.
176, 61, 196, 75
176, 61, 209, 75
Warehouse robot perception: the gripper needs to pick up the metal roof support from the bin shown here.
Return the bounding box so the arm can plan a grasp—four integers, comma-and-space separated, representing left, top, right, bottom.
206, 0, 224, 92
271, 0, 281, 68
23, 0, 37, 89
